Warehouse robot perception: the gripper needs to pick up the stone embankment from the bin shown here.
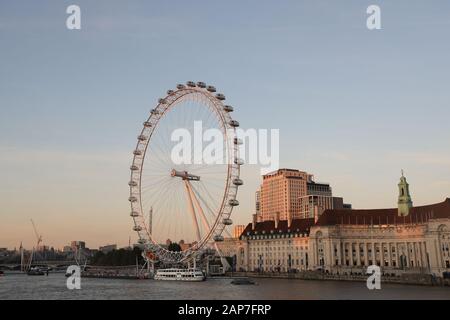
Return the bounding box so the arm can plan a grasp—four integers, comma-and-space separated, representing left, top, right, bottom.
226, 271, 450, 287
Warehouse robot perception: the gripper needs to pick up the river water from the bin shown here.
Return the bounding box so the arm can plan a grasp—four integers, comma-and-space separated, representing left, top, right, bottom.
1, 273, 450, 300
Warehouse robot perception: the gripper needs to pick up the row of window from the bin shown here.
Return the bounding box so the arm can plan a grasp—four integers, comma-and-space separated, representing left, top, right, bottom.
250, 246, 308, 251
250, 251, 306, 258
250, 259, 307, 266
246, 233, 308, 239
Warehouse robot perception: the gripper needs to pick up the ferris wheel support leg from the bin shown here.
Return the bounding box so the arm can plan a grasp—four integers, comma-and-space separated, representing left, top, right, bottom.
186, 181, 210, 231
184, 181, 201, 242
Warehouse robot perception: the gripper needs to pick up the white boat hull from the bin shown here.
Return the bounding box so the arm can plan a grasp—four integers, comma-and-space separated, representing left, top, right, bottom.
154, 268, 205, 282
154, 276, 205, 281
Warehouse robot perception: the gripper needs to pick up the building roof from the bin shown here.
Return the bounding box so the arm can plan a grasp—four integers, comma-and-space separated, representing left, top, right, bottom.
262, 168, 307, 178
239, 199, 450, 238
241, 218, 315, 238
316, 198, 450, 226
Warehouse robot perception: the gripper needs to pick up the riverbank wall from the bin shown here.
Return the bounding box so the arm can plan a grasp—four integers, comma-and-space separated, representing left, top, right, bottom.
225, 271, 450, 287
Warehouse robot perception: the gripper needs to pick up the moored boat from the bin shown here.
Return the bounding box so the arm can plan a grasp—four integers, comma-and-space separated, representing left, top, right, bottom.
27, 267, 45, 276
231, 277, 256, 285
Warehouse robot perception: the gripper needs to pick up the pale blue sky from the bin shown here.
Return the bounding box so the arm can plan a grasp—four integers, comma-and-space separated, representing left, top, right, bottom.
1, 0, 450, 249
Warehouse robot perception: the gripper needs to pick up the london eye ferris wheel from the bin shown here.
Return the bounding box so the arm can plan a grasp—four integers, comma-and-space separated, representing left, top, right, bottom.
128, 81, 243, 264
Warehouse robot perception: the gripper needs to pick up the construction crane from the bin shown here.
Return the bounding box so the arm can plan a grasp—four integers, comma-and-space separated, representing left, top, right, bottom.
31, 219, 43, 248
26, 219, 43, 271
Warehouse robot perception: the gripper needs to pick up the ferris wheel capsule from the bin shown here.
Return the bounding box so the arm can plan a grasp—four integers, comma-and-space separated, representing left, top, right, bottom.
143, 121, 152, 128
222, 218, 233, 225
128, 196, 137, 202
233, 178, 244, 186
229, 120, 239, 127
137, 238, 147, 244
196, 81, 206, 88
186, 81, 196, 87
229, 199, 239, 206
128, 181, 138, 187
176, 84, 185, 89
130, 211, 139, 217
215, 93, 225, 100
224, 105, 234, 112
133, 226, 142, 232
133, 150, 142, 156
158, 98, 167, 104
206, 85, 216, 92
130, 165, 139, 171
167, 89, 174, 95
137, 135, 147, 141
213, 235, 224, 242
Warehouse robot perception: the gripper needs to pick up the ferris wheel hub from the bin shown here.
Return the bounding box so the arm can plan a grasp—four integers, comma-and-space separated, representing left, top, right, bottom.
171, 169, 201, 181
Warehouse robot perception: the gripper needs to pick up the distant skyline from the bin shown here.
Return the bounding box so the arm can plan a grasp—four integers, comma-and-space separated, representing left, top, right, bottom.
1, 1, 450, 249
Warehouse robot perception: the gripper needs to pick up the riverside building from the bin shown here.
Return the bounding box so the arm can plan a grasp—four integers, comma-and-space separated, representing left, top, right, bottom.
236, 173, 450, 277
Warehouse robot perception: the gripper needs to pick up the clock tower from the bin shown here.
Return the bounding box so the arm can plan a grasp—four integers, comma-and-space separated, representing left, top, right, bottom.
398, 170, 413, 217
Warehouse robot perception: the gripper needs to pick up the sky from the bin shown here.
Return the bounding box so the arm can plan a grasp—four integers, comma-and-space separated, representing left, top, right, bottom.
1, 0, 450, 250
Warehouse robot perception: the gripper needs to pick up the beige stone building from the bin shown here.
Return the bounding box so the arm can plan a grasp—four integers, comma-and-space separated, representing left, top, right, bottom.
309, 197, 450, 276
235, 174, 450, 277
239, 215, 313, 272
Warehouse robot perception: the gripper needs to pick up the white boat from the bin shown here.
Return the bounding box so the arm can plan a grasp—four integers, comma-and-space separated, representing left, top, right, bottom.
154, 268, 205, 281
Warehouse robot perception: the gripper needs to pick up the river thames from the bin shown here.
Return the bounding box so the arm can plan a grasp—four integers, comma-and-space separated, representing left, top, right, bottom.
1, 273, 450, 300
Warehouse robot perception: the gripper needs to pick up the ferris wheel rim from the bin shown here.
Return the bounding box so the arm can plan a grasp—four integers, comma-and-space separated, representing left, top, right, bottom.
128, 82, 241, 263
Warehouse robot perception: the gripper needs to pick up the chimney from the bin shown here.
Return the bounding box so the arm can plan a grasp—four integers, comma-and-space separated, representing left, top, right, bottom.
274, 212, 280, 229
252, 214, 257, 230
314, 205, 319, 224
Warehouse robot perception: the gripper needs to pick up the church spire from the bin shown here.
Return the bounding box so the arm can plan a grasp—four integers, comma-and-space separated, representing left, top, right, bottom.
398, 170, 413, 216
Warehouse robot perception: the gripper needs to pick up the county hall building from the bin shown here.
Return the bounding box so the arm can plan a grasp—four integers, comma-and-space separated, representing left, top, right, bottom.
231, 172, 450, 277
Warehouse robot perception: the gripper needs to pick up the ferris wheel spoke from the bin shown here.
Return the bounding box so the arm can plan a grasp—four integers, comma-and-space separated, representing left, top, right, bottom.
147, 143, 172, 168
184, 180, 201, 242
191, 183, 220, 221
141, 179, 175, 210
141, 175, 170, 187
186, 181, 211, 231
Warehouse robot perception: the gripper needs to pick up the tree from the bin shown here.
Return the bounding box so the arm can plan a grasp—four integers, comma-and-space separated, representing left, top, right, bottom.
168, 243, 182, 252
